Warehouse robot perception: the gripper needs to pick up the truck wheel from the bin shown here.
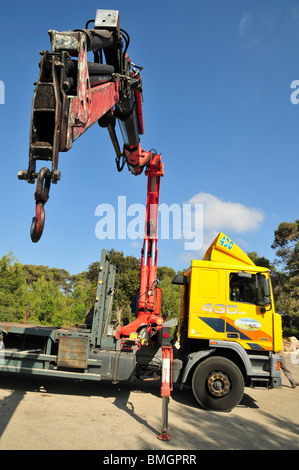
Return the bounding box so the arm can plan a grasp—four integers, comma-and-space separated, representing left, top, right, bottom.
192, 356, 244, 411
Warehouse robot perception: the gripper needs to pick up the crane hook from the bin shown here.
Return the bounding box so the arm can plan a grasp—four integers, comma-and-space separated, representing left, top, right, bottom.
30, 168, 51, 243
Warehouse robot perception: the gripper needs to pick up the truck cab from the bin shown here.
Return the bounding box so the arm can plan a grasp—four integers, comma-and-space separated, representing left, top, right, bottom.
173, 232, 282, 411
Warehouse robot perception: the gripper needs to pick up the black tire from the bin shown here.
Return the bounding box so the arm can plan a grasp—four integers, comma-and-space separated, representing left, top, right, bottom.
192, 356, 244, 411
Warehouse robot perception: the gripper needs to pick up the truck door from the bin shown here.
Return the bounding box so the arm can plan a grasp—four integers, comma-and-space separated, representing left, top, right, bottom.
226, 271, 274, 351
188, 267, 227, 341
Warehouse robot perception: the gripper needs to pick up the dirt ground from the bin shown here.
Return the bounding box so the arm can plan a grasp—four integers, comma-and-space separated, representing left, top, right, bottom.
0, 353, 298, 452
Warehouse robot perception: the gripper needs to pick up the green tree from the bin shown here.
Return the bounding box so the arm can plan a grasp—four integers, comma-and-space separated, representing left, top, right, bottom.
107, 250, 140, 320
84, 250, 140, 321
22, 264, 73, 294
0, 252, 28, 322
26, 276, 69, 326
272, 221, 299, 276
157, 266, 181, 320
71, 283, 92, 324
271, 220, 299, 332
85, 251, 182, 322
247, 251, 274, 269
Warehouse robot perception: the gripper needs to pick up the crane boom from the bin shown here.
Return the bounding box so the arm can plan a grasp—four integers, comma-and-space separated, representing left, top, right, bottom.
18, 9, 161, 240
17, 9, 173, 440
17, 6, 165, 333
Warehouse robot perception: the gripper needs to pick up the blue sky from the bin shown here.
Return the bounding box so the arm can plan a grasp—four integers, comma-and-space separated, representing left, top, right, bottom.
0, 0, 298, 275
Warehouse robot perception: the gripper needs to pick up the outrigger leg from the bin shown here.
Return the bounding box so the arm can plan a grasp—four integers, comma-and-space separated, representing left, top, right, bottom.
158, 346, 173, 441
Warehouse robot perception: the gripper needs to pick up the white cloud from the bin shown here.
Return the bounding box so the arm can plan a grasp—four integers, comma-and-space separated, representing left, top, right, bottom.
188, 192, 264, 233
239, 13, 251, 35
238, 12, 261, 49
177, 192, 264, 261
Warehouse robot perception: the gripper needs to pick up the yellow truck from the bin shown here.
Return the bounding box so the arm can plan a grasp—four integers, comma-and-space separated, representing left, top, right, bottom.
173, 232, 282, 411
10, 10, 282, 439
0, 232, 282, 426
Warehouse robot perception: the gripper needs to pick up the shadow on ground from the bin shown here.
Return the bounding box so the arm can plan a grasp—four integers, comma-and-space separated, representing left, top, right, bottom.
0, 372, 298, 450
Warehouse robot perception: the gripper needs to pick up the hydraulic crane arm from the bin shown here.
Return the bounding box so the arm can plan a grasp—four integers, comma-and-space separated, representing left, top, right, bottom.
18, 9, 173, 441
18, 8, 166, 336
18, 9, 159, 242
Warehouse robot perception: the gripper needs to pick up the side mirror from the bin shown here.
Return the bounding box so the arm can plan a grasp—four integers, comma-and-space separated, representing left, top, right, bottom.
257, 275, 272, 309
263, 279, 272, 307
262, 277, 271, 298
172, 274, 186, 285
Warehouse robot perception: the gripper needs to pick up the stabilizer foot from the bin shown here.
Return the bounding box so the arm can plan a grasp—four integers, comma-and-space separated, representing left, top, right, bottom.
157, 430, 171, 441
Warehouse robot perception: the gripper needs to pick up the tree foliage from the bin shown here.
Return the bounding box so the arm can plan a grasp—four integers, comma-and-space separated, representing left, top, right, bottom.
0, 252, 28, 322
248, 220, 299, 335
271, 220, 299, 277
247, 252, 274, 270
271, 220, 299, 332
0, 256, 89, 327
0, 249, 182, 327
157, 266, 181, 319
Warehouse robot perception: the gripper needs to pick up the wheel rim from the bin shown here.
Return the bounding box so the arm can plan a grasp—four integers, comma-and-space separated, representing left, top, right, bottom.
207, 371, 231, 397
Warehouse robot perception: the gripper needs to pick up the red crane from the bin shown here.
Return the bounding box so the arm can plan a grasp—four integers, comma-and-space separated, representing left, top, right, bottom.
18, 9, 172, 440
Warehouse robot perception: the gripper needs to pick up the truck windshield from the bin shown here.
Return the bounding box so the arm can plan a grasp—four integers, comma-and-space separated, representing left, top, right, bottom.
229, 272, 268, 306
